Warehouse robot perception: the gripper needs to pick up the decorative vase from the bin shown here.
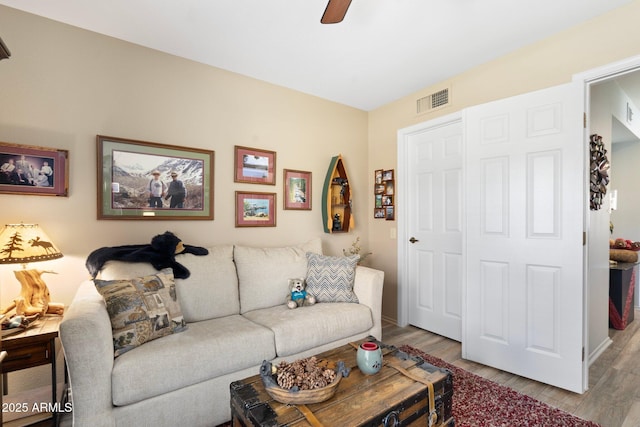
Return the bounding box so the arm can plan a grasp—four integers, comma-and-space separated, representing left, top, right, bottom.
357, 341, 382, 375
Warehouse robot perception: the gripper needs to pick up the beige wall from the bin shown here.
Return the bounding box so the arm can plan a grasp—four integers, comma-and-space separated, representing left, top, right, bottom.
0, 6, 369, 316
2, 1, 640, 391
369, 0, 640, 322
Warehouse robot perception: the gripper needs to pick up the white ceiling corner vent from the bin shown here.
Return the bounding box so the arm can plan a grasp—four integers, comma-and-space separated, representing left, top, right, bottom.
416, 87, 450, 114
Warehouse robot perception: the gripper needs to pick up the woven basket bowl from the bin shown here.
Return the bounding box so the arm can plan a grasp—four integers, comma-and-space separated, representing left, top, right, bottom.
610, 249, 638, 263
263, 374, 341, 405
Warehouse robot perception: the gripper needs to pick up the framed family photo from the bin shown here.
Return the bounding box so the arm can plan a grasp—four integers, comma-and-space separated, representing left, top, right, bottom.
234, 146, 276, 185
235, 191, 276, 227
0, 142, 69, 197
283, 169, 311, 210
97, 135, 214, 220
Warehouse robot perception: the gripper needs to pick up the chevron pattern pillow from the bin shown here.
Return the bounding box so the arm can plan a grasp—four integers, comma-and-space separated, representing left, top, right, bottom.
305, 253, 359, 303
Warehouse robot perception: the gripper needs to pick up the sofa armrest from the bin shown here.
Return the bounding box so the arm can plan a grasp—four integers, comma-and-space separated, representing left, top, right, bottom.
353, 266, 384, 340
59, 281, 115, 426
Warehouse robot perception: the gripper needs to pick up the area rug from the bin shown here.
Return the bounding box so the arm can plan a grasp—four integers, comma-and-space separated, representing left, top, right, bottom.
399, 345, 600, 427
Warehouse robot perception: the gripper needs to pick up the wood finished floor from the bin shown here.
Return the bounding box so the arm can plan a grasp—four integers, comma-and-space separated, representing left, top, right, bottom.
381, 310, 640, 427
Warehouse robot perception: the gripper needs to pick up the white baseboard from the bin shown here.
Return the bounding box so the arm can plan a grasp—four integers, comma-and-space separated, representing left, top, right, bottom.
381, 315, 398, 326
588, 336, 613, 366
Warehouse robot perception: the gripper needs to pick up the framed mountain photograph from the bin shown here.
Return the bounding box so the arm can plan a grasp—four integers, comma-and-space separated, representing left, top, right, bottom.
97, 135, 214, 220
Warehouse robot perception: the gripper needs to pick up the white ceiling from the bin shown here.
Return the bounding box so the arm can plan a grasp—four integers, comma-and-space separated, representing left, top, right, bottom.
0, 0, 635, 111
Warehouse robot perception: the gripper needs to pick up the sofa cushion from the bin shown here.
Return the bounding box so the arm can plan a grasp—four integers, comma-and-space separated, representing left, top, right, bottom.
172, 246, 239, 321
243, 303, 373, 357
93, 268, 187, 357
98, 245, 239, 321
111, 314, 275, 406
235, 238, 322, 313
305, 253, 359, 303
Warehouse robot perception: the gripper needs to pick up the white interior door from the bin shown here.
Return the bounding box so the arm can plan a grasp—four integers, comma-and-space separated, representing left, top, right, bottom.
463, 82, 586, 393
405, 118, 463, 341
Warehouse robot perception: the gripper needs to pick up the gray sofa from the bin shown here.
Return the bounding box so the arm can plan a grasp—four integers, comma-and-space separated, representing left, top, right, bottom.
59, 239, 384, 427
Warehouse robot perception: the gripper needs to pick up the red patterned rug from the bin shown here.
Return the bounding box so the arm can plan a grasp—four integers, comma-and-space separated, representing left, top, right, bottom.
399, 345, 600, 427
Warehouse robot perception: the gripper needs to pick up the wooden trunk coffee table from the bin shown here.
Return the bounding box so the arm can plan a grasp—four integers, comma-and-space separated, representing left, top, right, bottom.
230, 338, 454, 427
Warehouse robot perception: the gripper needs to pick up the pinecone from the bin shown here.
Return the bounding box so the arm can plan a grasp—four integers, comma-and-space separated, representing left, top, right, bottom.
277, 370, 295, 389
274, 357, 336, 390
323, 368, 336, 382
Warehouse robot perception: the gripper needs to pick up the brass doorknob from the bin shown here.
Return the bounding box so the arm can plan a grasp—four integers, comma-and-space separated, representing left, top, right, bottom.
409, 237, 419, 243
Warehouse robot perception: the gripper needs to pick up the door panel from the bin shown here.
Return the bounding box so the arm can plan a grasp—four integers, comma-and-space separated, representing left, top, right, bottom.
407, 120, 463, 341
464, 82, 585, 393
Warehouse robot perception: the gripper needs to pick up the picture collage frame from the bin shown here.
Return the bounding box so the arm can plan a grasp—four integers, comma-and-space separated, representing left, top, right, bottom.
374, 169, 394, 220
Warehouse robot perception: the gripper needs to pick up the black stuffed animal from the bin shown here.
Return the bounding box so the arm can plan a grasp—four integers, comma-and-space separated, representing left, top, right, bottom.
86, 231, 208, 279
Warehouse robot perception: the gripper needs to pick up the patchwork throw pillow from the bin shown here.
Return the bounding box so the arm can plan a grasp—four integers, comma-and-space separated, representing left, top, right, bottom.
93, 268, 187, 357
305, 253, 359, 303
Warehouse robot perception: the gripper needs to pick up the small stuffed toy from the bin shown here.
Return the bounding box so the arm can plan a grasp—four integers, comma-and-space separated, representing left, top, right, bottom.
286, 278, 316, 309
86, 231, 209, 279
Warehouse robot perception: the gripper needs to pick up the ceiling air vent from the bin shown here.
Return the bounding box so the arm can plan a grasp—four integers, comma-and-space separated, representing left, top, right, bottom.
416, 88, 449, 114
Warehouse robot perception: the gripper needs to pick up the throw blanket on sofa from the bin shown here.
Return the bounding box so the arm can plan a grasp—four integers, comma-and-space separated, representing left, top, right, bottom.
86, 231, 208, 279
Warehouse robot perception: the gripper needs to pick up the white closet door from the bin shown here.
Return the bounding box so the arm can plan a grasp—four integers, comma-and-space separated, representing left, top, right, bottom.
464, 81, 586, 393
406, 119, 463, 341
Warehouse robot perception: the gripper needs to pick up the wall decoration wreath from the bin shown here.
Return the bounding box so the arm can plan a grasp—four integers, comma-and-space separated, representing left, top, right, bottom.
589, 134, 609, 211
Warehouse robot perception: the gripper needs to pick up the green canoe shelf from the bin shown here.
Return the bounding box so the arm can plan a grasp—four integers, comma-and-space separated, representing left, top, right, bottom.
322, 155, 353, 233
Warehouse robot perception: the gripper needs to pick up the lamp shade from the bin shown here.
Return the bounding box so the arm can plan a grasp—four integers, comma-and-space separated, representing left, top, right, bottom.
0, 223, 63, 265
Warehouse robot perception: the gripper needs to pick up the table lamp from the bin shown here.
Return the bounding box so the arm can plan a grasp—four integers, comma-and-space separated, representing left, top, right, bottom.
0, 223, 65, 316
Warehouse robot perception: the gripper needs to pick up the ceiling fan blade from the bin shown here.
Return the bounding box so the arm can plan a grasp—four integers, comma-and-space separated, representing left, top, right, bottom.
321, 0, 352, 24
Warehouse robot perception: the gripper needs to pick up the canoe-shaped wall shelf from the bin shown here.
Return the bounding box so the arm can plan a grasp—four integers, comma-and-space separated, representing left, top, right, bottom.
322, 155, 354, 233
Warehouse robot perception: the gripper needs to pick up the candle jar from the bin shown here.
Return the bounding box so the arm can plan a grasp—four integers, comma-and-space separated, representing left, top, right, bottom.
356, 341, 382, 375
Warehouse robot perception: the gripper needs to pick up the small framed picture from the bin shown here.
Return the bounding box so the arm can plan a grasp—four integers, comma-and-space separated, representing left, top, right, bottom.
382, 169, 394, 181
384, 180, 394, 195
382, 195, 393, 206
235, 191, 276, 227
234, 146, 276, 185
375, 194, 383, 208
375, 183, 385, 194
283, 169, 311, 210
386, 206, 395, 221
374, 208, 385, 219
0, 142, 69, 197
375, 169, 383, 185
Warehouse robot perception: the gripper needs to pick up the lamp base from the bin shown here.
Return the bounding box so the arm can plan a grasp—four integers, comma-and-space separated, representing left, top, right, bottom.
1, 269, 64, 316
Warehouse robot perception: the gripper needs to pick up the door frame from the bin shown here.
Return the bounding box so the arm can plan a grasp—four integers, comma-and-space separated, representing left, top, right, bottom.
397, 111, 462, 327
574, 54, 640, 372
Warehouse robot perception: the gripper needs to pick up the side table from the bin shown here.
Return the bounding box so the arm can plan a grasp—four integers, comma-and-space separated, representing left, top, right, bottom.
2, 315, 64, 426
